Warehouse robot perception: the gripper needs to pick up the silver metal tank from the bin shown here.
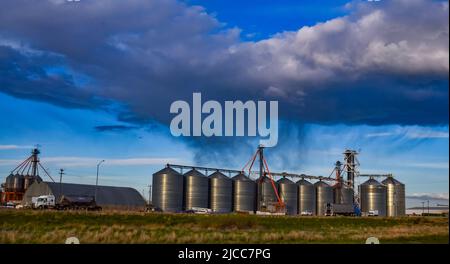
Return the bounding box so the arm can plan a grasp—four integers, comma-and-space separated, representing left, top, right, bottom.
315, 181, 333, 216
13, 173, 24, 192
382, 177, 405, 217
232, 173, 256, 212
184, 169, 208, 210
24, 174, 34, 190
257, 176, 279, 209
209, 171, 232, 213
152, 167, 184, 212
5, 173, 14, 191
277, 177, 298, 215
333, 185, 354, 204
297, 178, 316, 215
359, 178, 387, 217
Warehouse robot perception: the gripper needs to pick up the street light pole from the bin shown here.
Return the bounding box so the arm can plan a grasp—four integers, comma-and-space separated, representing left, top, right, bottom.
95, 160, 105, 202
59, 169, 65, 201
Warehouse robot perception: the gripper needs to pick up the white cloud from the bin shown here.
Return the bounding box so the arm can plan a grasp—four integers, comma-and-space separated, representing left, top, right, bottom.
406, 192, 449, 201
365, 132, 396, 138
238, 0, 448, 90
365, 127, 449, 139
406, 131, 449, 139
0, 144, 33, 150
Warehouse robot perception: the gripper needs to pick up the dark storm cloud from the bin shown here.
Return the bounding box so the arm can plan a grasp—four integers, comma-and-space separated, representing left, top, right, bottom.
0, 45, 103, 109
94, 125, 139, 132
0, 0, 448, 126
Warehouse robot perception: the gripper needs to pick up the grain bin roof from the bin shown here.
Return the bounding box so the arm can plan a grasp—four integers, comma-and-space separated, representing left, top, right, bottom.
23, 181, 146, 208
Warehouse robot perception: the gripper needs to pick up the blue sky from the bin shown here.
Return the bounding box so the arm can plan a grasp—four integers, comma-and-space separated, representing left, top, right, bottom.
186, 0, 350, 40
0, 0, 448, 207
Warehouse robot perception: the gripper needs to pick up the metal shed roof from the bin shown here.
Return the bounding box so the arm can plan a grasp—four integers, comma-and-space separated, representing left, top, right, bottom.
23, 181, 146, 208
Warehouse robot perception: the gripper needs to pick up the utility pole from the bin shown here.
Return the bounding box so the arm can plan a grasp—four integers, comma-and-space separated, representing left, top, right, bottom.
427, 200, 430, 214
421, 201, 425, 215
59, 169, 65, 201
95, 160, 105, 202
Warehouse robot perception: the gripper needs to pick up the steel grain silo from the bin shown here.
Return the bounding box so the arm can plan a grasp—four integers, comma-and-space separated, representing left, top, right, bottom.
333, 185, 354, 205
257, 176, 279, 210
382, 177, 405, 217
297, 179, 316, 215
232, 173, 256, 213
277, 177, 298, 215
359, 178, 387, 217
152, 167, 183, 212
184, 169, 208, 210
23, 174, 35, 190
209, 171, 232, 213
315, 181, 333, 216
5, 173, 14, 192
13, 173, 24, 192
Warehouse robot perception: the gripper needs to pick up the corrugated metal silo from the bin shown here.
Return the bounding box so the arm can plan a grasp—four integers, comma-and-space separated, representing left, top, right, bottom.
297, 179, 316, 215
5, 173, 14, 191
232, 173, 256, 212
152, 167, 184, 212
209, 171, 232, 213
315, 181, 333, 216
184, 169, 208, 210
359, 178, 387, 216
24, 175, 34, 190
382, 177, 405, 217
257, 176, 279, 209
13, 173, 24, 192
333, 185, 354, 204
277, 177, 298, 215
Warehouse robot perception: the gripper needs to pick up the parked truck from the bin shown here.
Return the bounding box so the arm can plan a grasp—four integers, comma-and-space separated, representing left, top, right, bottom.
32, 195, 101, 211
32, 195, 56, 209
326, 203, 356, 216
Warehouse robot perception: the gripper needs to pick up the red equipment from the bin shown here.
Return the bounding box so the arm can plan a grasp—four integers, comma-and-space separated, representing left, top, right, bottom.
241, 147, 285, 212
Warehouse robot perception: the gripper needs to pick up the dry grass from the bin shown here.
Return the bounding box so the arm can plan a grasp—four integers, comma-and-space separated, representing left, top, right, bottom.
0, 209, 447, 244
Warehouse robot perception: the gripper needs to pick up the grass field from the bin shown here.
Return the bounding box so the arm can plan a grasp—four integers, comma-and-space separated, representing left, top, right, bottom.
0, 209, 448, 244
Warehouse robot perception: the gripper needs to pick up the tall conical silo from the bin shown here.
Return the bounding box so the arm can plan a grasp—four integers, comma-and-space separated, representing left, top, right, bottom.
152, 167, 183, 212
297, 178, 316, 215
232, 173, 256, 213
315, 181, 333, 216
359, 178, 387, 217
277, 177, 298, 215
382, 176, 405, 217
209, 171, 232, 213
184, 169, 209, 210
